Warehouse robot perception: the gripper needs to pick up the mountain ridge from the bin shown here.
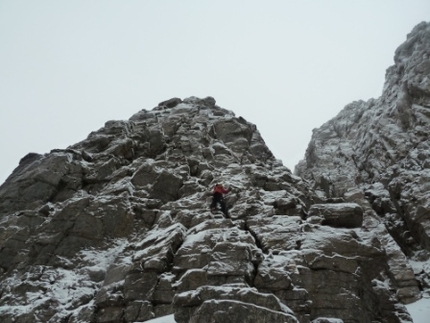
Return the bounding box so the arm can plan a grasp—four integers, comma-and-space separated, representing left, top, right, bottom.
1, 21, 430, 323
296, 21, 430, 256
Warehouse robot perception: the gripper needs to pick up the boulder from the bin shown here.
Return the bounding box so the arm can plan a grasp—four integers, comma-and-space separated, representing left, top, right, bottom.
174, 285, 297, 323
213, 119, 253, 144
189, 299, 298, 323
151, 170, 184, 202
308, 203, 363, 228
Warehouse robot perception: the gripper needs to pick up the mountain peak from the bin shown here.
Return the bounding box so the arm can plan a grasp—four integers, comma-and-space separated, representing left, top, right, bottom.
2, 22, 430, 322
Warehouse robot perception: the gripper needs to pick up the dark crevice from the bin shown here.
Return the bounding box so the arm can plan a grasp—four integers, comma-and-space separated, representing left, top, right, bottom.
243, 218, 266, 289
244, 218, 264, 251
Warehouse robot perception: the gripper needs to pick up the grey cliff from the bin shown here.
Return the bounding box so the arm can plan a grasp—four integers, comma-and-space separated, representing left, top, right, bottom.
1, 21, 430, 323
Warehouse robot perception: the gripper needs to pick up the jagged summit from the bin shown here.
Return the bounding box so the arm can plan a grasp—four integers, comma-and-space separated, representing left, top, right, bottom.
1, 22, 430, 323
296, 21, 430, 253
0, 96, 302, 215
0, 96, 317, 322
296, 21, 430, 187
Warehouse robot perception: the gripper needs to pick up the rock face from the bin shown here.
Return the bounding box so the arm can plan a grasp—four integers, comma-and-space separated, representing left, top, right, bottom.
1, 22, 429, 323
296, 19, 430, 306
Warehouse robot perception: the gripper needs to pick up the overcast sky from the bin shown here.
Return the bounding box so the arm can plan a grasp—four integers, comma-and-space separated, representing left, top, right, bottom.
1, 1, 429, 185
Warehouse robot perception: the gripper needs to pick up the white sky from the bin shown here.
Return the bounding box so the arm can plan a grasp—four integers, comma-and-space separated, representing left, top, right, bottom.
1, 1, 429, 185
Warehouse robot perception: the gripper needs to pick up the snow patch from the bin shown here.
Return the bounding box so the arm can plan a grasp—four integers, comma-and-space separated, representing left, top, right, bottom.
406, 297, 430, 323
0, 239, 129, 319
142, 314, 176, 323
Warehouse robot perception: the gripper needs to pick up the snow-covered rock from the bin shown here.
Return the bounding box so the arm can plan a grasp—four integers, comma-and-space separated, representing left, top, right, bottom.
296, 21, 430, 317
2, 21, 430, 323
296, 22, 430, 256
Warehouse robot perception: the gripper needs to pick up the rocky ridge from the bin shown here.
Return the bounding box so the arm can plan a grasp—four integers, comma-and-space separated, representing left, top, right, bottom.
296, 21, 430, 297
1, 22, 429, 323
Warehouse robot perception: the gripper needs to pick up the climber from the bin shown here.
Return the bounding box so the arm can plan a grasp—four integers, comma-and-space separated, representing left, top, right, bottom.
210, 183, 229, 218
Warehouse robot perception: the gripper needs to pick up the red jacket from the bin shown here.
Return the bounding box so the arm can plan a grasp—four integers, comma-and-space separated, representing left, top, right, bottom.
213, 184, 228, 195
